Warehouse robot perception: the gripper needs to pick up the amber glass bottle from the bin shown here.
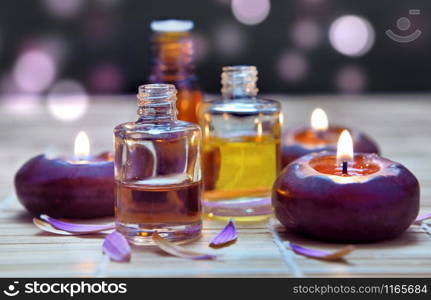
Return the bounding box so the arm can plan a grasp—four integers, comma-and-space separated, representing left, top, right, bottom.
149, 20, 202, 123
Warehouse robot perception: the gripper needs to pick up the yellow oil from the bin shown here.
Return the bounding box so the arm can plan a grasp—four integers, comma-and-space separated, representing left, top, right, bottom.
202, 134, 279, 218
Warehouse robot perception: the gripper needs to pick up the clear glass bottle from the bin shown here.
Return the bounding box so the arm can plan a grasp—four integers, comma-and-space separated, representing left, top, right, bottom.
114, 84, 202, 245
200, 66, 281, 221
149, 19, 202, 124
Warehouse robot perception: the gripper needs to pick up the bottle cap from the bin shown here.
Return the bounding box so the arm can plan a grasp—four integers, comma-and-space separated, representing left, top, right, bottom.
151, 19, 194, 32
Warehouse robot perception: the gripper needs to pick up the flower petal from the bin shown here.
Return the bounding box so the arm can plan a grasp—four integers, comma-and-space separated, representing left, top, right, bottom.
152, 232, 216, 260
209, 219, 237, 248
290, 243, 355, 261
414, 212, 431, 225
33, 217, 76, 235
102, 231, 131, 262
39, 214, 114, 234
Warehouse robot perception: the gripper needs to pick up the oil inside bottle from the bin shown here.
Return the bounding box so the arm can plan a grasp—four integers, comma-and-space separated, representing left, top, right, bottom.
200, 65, 281, 221
116, 176, 202, 244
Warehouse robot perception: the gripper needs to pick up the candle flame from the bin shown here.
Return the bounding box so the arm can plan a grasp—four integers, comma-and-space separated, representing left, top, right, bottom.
311, 108, 328, 131
203, 113, 211, 139
255, 118, 263, 141
337, 130, 353, 163
279, 112, 284, 127
257, 122, 262, 137
74, 131, 90, 159
204, 123, 210, 139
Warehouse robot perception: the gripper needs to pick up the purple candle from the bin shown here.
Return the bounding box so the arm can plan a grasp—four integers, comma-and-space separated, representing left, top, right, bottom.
281, 108, 379, 168
273, 130, 419, 242
15, 132, 114, 218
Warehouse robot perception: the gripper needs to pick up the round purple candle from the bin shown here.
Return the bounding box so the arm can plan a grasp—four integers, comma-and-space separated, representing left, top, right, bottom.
273, 131, 419, 242
15, 133, 115, 219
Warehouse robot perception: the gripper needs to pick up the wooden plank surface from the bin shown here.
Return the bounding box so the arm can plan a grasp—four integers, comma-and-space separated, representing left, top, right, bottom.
0, 94, 430, 277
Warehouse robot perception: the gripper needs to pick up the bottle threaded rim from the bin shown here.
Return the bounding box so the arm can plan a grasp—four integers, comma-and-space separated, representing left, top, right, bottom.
137, 84, 177, 105
221, 65, 259, 97
222, 65, 257, 74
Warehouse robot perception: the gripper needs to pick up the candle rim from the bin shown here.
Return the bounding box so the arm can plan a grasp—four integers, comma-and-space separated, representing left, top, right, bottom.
287, 125, 360, 148
294, 151, 400, 183
45, 152, 114, 165
310, 153, 380, 177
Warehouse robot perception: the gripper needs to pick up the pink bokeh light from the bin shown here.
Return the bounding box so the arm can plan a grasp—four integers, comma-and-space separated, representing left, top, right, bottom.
277, 51, 309, 83
47, 80, 89, 121
231, 0, 271, 25
291, 19, 323, 50
329, 15, 375, 57
335, 65, 367, 93
13, 50, 57, 93
43, 0, 84, 18
1, 94, 42, 116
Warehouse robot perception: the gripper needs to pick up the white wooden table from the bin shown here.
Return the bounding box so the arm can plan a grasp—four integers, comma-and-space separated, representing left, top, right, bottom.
0, 94, 430, 277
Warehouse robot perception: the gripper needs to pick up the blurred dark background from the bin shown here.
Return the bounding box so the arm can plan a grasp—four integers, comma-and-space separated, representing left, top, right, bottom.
0, 0, 430, 96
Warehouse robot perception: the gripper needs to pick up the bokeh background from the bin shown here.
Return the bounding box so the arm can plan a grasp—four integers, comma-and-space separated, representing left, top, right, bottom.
0, 0, 429, 101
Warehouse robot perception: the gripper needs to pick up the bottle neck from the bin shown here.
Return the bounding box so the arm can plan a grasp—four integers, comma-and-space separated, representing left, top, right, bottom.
137, 84, 178, 122
149, 31, 196, 83
221, 66, 259, 99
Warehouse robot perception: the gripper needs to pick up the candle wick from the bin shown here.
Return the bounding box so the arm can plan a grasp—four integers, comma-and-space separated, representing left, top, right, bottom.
342, 161, 348, 175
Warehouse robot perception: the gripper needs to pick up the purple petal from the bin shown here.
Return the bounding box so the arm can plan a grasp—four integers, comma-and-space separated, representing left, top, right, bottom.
190, 254, 217, 260
152, 232, 216, 260
102, 231, 131, 262
414, 212, 431, 225
290, 243, 355, 261
33, 218, 76, 235
40, 214, 114, 234
209, 219, 237, 248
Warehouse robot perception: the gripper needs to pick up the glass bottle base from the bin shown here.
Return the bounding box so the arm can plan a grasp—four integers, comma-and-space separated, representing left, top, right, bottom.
116, 221, 202, 245
203, 197, 273, 222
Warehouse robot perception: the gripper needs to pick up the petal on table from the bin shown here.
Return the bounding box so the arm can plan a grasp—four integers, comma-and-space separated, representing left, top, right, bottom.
33, 217, 76, 235
209, 219, 237, 248
290, 242, 355, 261
152, 232, 216, 260
102, 231, 131, 262
39, 214, 114, 234
414, 212, 431, 225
